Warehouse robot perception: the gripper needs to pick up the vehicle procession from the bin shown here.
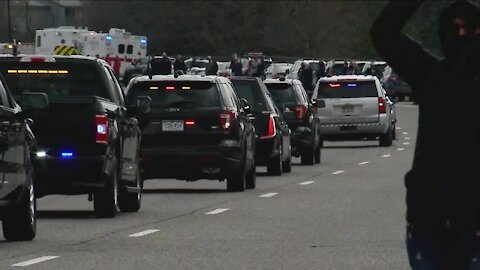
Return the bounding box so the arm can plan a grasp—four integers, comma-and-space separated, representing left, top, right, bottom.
0, 24, 411, 269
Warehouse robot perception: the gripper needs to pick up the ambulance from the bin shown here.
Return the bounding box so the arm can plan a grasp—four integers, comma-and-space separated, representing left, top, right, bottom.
35, 26, 148, 77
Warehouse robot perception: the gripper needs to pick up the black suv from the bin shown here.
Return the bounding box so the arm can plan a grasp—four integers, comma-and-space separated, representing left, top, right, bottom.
0, 74, 37, 241
126, 75, 256, 192
230, 77, 292, 175
264, 78, 321, 165
0, 55, 149, 218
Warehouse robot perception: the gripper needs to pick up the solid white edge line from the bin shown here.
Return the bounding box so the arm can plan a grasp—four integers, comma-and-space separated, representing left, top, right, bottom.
129, 229, 160, 238
12, 256, 60, 267
358, 161, 370, 165
259, 192, 278, 198
332, 170, 345, 175
205, 208, 230, 215
299, 181, 315, 185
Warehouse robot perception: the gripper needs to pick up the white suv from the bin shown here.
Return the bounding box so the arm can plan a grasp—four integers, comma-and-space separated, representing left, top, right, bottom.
311, 75, 393, 147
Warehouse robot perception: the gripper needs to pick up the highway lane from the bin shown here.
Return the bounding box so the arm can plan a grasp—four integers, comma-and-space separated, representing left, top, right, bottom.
0, 103, 418, 270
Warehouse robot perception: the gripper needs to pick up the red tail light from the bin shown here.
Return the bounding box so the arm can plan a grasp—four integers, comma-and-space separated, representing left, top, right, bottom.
378, 97, 387, 114
219, 110, 237, 129
260, 114, 276, 139
95, 115, 109, 144
295, 105, 308, 119
185, 119, 196, 127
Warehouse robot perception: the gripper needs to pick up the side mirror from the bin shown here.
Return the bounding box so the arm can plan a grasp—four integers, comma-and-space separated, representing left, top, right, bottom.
21, 93, 49, 110
240, 98, 252, 115
315, 99, 326, 108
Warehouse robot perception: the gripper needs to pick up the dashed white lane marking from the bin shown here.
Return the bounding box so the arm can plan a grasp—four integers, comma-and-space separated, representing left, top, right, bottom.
129, 229, 160, 238
332, 170, 345, 175
403, 142, 411, 145
260, 192, 278, 198
403, 132, 408, 135
396, 127, 402, 130
12, 256, 60, 267
382, 154, 391, 158
299, 181, 315, 185
358, 161, 370, 165
397, 148, 405, 151
205, 208, 230, 215
405, 137, 411, 140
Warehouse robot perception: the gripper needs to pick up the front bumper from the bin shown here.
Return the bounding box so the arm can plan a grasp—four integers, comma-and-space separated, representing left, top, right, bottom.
140, 141, 244, 181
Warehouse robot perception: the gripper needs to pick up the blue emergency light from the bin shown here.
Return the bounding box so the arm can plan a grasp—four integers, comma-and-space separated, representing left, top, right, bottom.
106, 36, 113, 41
61, 152, 74, 158
347, 83, 357, 87
140, 39, 147, 44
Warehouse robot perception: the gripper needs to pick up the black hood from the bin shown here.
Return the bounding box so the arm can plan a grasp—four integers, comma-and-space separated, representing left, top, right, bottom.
439, 0, 480, 60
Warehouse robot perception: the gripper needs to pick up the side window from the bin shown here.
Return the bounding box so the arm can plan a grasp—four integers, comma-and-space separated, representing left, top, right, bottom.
264, 92, 277, 113
219, 84, 236, 109
294, 83, 307, 103
227, 83, 242, 111
36, 36, 41, 47
126, 45, 133, 55
0, 80, 11, 107
107, 68, 125, 106
101, 65, 120, 104
118, 44, 125, 54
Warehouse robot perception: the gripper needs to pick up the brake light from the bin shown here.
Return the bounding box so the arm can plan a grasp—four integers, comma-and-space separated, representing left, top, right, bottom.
378, 97, 387, 114
95, 115, 109, 144
329, 83, 341, 88
260, 114, 276, 139
295, 105, 308, 119
185, 119, 196, 127
20, 56, 56, 63
219, 110, 237, 129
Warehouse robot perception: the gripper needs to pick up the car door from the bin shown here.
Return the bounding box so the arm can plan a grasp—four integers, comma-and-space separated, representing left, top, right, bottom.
0, 77, 30, 200
106, 66, 140, 184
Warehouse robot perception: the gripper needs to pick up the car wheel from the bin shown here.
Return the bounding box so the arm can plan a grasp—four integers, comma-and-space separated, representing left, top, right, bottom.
2, 170, 36, 241
379, 129, 393, 147
282, 147, 292, 173
267, 146, 283, 176
227, 169, 246, 192
94, 158, 119, 218
118, 169, 142, 213
319, 138, 324, 148
314, 143, 321, 164
392, 124, 397, 140
245, 158, 256, 190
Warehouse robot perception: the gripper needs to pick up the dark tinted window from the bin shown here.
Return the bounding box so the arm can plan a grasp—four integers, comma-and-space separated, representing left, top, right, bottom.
127, 81, 220, 108
127, 45, 133, 55
265, 83, 297, 105
118, 44, 125, 54
231, 80, 269, 113
0, 62, 110, 101
317, 81, 378, 98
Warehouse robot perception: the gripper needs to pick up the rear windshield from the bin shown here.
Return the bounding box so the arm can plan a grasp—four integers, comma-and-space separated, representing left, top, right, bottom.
317, 81, 378, 98
127, 81, 220, 107
231, 80, 268, 113
0, 62, 109, 100
265, 83, 297, 105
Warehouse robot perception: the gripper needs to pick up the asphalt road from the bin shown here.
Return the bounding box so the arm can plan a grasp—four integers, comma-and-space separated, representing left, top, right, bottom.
0, 103, 418, 270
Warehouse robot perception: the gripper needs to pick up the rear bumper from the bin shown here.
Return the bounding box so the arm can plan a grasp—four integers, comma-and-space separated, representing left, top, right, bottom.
320, 116, 390, 138
291, 126, 313, 156
140, 141, 244, 180
34, 156, 107, 196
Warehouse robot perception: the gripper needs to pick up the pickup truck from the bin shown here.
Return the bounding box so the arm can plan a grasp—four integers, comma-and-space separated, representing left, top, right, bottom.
0, 55, 151, 218
0, 73, 37, 241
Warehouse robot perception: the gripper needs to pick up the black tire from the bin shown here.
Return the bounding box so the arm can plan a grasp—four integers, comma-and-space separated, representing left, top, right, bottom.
267, 152, 282, 176
392, 124, 397, 140
245, 159, 256, 190
301, 147, 315, 165
2, 171, 36, 241
319, 138, 324, 148
118, 169, 142, 213
94, 158, 119, 218
227, 170, 246, 192
282, 148, 292, 173
379, 129, 393, 147
314, 144, 321, 164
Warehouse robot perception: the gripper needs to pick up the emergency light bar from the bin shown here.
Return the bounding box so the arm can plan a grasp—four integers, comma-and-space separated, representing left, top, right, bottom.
149, 86, 159, 90
20, 56, 56, 63
7, 70, 69, 74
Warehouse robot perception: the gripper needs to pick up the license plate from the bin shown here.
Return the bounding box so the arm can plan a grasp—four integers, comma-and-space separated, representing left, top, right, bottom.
342, 104, 354, 113
162, 120, 184, 131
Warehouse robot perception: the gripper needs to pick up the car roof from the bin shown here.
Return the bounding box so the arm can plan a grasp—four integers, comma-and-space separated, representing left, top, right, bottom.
319, 75, 377, 82
132, 74, 231, 84
0, 54, 104, 64
263, 78, 300, 84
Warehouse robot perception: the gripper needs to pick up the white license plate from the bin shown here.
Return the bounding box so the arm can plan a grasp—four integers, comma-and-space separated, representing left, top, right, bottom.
342, 105, 354, 113
162, 120, 184, 131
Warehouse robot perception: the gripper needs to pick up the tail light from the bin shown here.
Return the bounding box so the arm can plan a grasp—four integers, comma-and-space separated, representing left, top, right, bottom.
219, 110, 237, 129
295, 104, 308, 119
185, 119, 196, 127
260, 114, 276, 139
95, 115, 109, 144
378, 97, 387, 114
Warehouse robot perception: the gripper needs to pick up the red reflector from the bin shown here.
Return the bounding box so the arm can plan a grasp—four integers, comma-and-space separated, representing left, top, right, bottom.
166, 86, 175, 90
260, 114, 276, 139
20, 56, 55, 63
185, 119, 195, 127
378, 97, 387, 114
219, 110, 237, 129
295, 104, 308, 119
329, 83, 341, 88
95, 115, 109, 144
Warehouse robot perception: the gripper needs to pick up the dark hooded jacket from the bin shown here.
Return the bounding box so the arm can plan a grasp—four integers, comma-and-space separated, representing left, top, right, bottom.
371, 0, 480, 229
